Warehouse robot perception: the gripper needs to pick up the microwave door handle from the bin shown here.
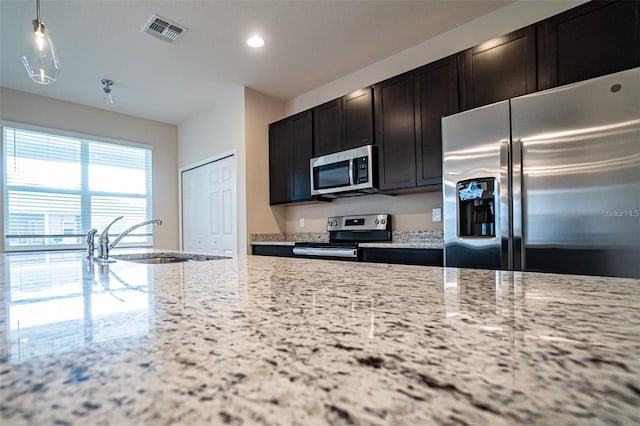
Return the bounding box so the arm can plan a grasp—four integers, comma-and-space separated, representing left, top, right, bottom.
348, 158, 355, 185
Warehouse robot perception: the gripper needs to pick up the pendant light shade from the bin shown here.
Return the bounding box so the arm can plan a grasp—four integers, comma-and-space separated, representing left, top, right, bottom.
21, 0, 61, 85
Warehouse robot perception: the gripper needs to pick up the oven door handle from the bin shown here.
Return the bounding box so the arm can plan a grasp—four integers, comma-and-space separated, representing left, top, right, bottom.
293, 247, 358, 258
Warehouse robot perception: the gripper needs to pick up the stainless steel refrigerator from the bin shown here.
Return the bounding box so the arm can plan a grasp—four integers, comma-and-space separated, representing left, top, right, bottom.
442, 67, 640, 278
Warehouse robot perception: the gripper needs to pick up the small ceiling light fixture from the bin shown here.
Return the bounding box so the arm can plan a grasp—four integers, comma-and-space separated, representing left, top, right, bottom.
102, 79, 114, 104
247, 35, 265, 48
21, 0, 61, 85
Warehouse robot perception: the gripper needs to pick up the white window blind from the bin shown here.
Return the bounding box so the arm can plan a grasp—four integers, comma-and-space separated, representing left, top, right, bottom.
3, 126, 153, 251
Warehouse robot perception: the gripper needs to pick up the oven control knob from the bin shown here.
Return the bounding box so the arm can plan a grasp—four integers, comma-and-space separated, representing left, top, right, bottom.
332, 220, 338, 226
374, 219, 379, 225
381, 219, 386, 225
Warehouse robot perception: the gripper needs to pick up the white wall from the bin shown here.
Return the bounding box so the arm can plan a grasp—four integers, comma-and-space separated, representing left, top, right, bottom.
177, 85, 247, 254
244, 88, 287, 241
0, 87, 179, 251
281, 0, 586, 235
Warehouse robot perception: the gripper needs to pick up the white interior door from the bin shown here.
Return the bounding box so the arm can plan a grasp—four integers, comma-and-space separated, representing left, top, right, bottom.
181, 155, 236, 256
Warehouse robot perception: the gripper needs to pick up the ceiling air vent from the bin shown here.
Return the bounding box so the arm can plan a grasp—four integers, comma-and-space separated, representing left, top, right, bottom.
142, 14, 186, 43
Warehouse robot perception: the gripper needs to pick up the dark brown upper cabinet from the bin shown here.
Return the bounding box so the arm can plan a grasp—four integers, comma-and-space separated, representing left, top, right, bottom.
269, 1, 637, 204
375, 56, 460, 192
414, 56, 459, 188
374, 72, 416, 191
312, 98, 342, 156
313, 87, 374, 157
343, 88, 374, 151
268, 110, 313, 205
537, 0, 640, 91
459, 26, 537, 110
268, 118, 290, 205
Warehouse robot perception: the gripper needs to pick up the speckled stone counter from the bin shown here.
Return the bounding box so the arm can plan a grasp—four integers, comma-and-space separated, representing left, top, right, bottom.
250, 241, 295, 246
1, 251, 639, 425
250, 230, 443, 249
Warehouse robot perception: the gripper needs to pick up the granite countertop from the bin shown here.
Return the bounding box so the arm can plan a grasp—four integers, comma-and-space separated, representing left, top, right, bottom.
250, 241, 443, 249
1, 251, 639, 425
250, 231, 444, 249
250, 240, 295, 246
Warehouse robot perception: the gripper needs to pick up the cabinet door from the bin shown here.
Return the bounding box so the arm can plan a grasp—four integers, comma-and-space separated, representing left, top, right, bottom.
268, 119, 291, 205
313, 99, 342, 156
374, 72, 416, 191
459, 27, 536, 110
414, 56, 459, 188
537, 1, 640, 90
290, 111, 313, 202
343, 88, 374, 151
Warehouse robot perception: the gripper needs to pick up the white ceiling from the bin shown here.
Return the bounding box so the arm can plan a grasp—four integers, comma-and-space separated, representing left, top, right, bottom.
1, 0, 512, 125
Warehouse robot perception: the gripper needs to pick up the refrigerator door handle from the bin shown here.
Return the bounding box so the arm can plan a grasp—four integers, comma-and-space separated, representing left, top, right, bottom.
512, 138, 523, 271
500, 139, 512, 270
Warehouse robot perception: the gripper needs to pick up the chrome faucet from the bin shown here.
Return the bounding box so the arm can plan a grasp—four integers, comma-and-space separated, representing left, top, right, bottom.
96, 216, 123, 262
96, 217, 162, 262
86, 228, 98, 257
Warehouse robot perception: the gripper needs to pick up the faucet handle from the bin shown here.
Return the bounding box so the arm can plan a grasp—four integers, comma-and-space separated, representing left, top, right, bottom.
99, 216, 124, 242
86, 228, 98, 257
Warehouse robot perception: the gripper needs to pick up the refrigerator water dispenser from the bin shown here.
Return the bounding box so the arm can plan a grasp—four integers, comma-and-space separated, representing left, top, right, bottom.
457, 178, 496, 237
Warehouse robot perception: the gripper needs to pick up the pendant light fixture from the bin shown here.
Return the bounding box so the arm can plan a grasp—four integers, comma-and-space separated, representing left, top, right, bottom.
102, 79, 114, 104
21, 0, 61, 85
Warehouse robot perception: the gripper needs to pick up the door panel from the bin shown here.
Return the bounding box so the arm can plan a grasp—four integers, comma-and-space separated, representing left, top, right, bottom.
414, 56, 459, 187
511, 68, 640, 277
290, 111, 313, 202
313, 99, 342, 156
374, 72, 417, 190
537, 1, 640, 90
343, 88, 374, 151
459, 27, 536, 110
268, 119, 291, 205
181, 155, 236, 256
442, 101, 511, 270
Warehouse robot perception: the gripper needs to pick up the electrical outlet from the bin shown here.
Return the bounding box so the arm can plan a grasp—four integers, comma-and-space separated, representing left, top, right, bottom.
299, 217, 305, 228
432, 208, 442, 222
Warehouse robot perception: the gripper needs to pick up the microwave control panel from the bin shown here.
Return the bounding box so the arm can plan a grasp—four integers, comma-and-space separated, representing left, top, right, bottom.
354, 156, 369, 184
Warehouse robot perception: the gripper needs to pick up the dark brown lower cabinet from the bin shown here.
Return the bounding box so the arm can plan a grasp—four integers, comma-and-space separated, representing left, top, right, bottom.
360, 248, 443, 267
251, 244, 444, 267
251, 245, 294, 257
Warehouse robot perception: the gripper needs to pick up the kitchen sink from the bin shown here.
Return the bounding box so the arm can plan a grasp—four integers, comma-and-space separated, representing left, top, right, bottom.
110, 252, 230, 264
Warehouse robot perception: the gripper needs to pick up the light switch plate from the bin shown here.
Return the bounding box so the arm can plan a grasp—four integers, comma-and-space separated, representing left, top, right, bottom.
432, 208, 442, 222
299, 217, 305, 228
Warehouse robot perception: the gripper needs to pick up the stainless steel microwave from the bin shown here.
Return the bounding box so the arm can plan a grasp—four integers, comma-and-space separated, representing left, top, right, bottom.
310, 145, 377, 198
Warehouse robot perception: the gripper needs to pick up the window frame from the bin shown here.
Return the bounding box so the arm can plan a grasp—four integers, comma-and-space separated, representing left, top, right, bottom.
1, 121, 154, 252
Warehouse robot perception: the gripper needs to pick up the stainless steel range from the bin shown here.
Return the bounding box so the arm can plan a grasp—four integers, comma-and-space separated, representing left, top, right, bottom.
293, 214, 391, 260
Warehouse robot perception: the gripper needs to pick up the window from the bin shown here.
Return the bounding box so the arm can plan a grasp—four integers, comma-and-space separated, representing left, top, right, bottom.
3, 125, 153, 251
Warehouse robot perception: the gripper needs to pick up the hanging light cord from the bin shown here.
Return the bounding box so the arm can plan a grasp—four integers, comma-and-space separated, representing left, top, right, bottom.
32, 0, 45, 34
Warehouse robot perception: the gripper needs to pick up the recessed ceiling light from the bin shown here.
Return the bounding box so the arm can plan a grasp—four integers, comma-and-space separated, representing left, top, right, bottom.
247, 36, 265, 48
